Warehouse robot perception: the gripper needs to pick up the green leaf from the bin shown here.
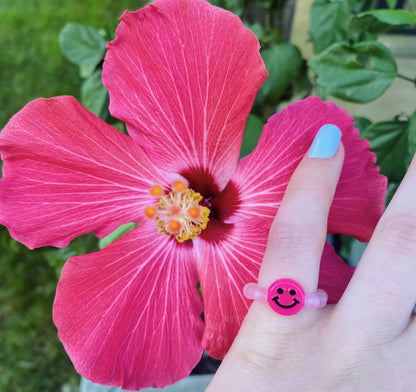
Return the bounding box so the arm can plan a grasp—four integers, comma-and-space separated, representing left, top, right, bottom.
59, 23, 106, 67
240, 114, 264, 158
79, 64, 96, 79
351, 0, 375, 13
353, 116, 372, 133
407, 109, 416, 160
224, 0, 245, 15
349, 10, 416, 33
339, 235, 367, 266
257, 0, 274, 10
260, 43, 303, 104
98, 222, 139, 249
207, 0, 245, 15
361, 119, 409, 182
308, 41, 397, 103
80, 69, 109, 120
245, 23, 264, 43
387, 0, 398, 9
310, 0, 350, 54
385, 181, 400, 207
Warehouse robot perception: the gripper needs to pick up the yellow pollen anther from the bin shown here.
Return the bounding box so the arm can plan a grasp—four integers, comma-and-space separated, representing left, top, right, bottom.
150, 184, 163, 197
172, 180, 187, 193
144, 205, 157, 219
146, 183, 210, 242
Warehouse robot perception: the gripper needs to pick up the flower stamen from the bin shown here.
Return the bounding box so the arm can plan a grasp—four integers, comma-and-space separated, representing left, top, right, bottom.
144, 205, 157, 219
172, 180, 187, 193
188, 206, 200, 219
167, 219, 181, 233
150, 184, 164, 197
146, 182, 210, 242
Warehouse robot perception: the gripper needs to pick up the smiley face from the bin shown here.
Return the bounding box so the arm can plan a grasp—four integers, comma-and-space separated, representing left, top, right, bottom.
267, 279, 305, 315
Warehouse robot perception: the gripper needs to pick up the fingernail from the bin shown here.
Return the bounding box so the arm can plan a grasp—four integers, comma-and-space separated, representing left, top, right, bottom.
308, 124, 342, 158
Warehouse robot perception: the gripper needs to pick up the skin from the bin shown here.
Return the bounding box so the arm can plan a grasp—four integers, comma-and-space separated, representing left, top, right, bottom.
206, 144, 416, 391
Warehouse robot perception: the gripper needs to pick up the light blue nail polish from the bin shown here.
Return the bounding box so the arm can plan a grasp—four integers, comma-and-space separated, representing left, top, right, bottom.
308, 124, 342, 158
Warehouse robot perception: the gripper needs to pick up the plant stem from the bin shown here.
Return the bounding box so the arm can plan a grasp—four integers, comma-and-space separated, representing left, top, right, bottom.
397, 73, 416, 84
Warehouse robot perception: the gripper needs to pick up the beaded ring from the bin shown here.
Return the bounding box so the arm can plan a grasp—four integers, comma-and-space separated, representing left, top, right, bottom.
243, 278, 328, 316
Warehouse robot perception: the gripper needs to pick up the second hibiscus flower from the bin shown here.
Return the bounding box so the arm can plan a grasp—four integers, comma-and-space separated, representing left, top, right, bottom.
0, 0, 386, 390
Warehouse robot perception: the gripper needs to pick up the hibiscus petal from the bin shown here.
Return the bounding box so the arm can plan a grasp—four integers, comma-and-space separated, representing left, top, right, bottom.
53, 221, 204, 390
319, 242, 354, 303
0, 96, 174, 249
194, 215, 353, 360
225, 97, 386, 241
193, 219, 270, 359
103, 0, 267, 189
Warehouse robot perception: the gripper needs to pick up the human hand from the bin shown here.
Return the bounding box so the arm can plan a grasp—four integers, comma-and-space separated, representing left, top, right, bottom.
206, 126, 416, 391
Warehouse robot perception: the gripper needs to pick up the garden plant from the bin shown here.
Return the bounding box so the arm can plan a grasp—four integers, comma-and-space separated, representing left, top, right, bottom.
0, 0, 415, 391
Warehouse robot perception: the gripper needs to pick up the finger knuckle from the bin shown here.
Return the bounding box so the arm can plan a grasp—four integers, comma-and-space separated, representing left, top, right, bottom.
376, 212, 416, 256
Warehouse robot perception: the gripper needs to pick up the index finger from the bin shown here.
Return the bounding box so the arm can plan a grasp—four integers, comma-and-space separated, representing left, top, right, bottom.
258, 125, 344, 295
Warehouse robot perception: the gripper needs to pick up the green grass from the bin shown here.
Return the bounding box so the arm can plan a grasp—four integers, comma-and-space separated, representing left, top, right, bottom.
0, 0, 147, 128
0, 1, 147, 391
0, 227, 99, 392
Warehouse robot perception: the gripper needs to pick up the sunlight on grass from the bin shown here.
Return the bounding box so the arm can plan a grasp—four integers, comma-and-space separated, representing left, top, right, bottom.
0, 0, 146, 128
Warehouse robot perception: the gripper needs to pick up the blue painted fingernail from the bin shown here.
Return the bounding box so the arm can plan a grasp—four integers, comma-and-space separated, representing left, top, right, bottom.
308, 124, 342, 158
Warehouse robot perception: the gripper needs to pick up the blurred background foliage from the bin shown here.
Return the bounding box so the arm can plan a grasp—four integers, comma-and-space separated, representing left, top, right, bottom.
0, 0, 415, 391
0, 0, 146, 128
0, 1, 145, 391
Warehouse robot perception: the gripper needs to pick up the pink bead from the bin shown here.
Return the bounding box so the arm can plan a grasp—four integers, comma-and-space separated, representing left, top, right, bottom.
305, 290, 328, 310
305, 294, 320, 309
243, 283, 267, 303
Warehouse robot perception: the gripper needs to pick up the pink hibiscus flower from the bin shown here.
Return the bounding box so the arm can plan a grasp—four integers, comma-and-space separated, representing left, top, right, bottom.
0, 0, 386, 390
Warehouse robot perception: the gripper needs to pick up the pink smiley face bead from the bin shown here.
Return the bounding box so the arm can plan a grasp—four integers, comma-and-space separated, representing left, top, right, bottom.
267, 279, 305, 315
